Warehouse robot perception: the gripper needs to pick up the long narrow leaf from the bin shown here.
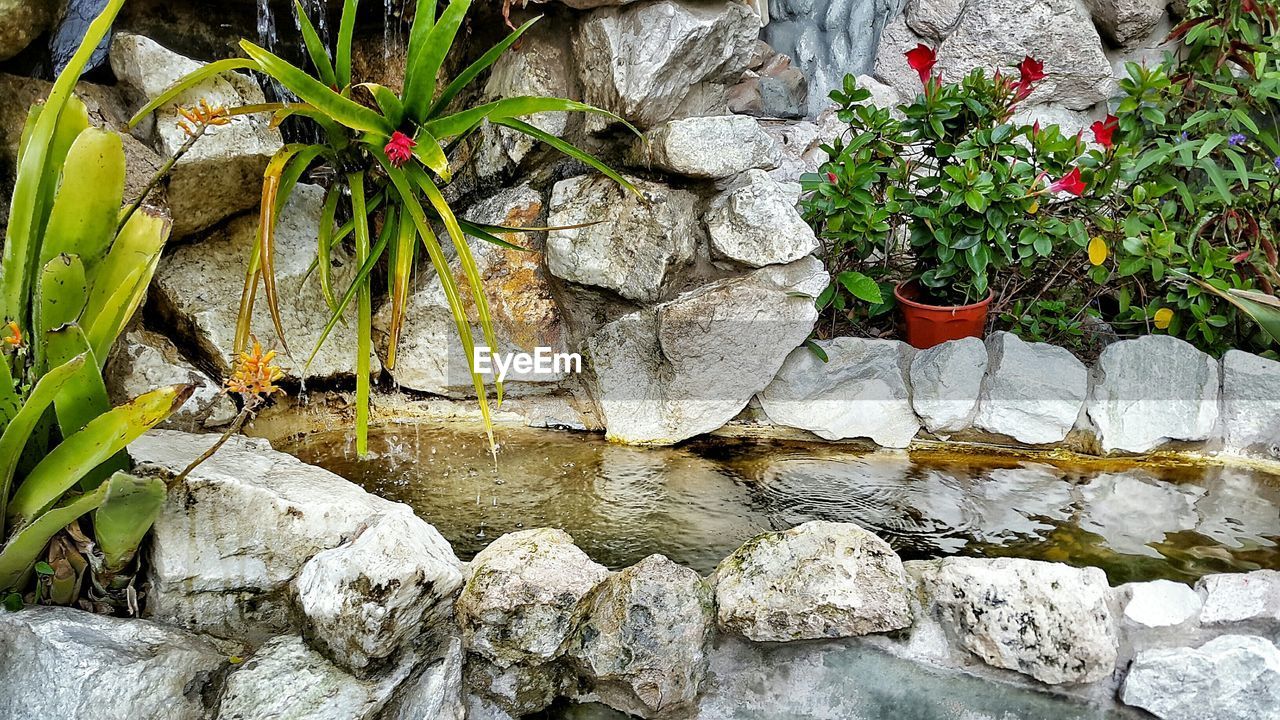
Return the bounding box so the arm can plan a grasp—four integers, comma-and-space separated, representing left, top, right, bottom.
358, 84, 406, 128
316, 185, 343, 315
336, 0, 358, 89
405, 0, 473, 122
403, 0, 439, 107
256, 147, 304, 356
240, 40, 392, 135
39, 129, 126, 272
127, 58, 260, 128
0, 482, 108, 592
497, 117, 639, 194
424, 96, 627, 141
294, 0, 337, 88
7, 384, 194, 526
350, 173, 373, 457
301, 218, 392, 374
426, 15, 540, 120
386, 207, 417, 369
411, 126, 451, 181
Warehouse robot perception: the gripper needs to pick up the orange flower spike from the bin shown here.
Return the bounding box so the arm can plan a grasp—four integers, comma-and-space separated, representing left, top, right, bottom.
225, 335, 284, 398
3, 321, 22, 347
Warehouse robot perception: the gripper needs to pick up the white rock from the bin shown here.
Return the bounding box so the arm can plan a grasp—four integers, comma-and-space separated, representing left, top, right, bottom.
128, 430, 406, 643
110, 34, 283, 237
1220, 350, 1280, 459
1011, 103, 1097, 138
761, 108, 848, 183
634, 115, 781, 179
1085, 0, 1169, 49
568, 555, 713, 718
587, 256, 827, 445
930, 557, 1117, 684
909, 337, 987, 434
105, 329, 238, 431
1087, 336, 1220, 453
711, 521, 912, 642
295, 509, 464, 672
706, 169, 818, 268
1198, 570, 1280, 631
906, 0, 966, 40
546, 174, 698, 303
217, 635, 423, 720
456, 528, 609, 667
152, 184, 379, 381
379, 637, 466, 720
876, 1, 1115, 111
758, 337, 920, 447
375, 184, 567, 396
475, 23, 573, 178
974, 331, 1088, 445
1122, 579, 1202, 628
574, 0, 758, 128
1121, 635, 1280, 720
0, 606, 226, 720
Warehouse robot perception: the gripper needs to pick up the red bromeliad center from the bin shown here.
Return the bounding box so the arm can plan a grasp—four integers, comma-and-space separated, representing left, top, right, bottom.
384, 131, 417, 167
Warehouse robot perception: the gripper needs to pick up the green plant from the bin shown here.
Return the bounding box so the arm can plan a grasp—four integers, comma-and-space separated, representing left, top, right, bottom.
1, 0, 195, 611
130, 0, 636, 456
803, 52, 1096, 330
1090, 0, 1280, 354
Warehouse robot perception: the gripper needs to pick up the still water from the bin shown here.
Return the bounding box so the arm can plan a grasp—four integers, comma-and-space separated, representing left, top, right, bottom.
285, 424, 1280, 584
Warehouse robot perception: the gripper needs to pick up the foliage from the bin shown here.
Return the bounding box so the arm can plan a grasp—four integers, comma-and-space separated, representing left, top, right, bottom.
0, 0, 193, 611
1091, 0, 1280, 355
130, 0, 636, 456
802, 52, 1095, 329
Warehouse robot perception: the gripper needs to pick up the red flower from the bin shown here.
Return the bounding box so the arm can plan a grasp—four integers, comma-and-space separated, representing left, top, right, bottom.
1242, 0, 1257, 13
1091, 114, 1119, 149
1048, 167, 1086, 196
384, 131, 416, 168
827, 171, 838, 183
1014, 56, 1046, 101
905, 44, 938, 86
1231, 250, 1252, 264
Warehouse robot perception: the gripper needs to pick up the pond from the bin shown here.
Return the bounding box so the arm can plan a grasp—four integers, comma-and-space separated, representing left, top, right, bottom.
284, 424, 1280, 585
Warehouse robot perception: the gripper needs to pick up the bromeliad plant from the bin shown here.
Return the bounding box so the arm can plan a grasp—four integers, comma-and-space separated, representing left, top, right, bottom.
1, 0, 194, 612
129, 0, 636, 456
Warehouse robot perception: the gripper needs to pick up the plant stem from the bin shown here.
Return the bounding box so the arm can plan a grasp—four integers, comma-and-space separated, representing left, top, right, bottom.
168, 397, 258, 488
118, 125, 207, 233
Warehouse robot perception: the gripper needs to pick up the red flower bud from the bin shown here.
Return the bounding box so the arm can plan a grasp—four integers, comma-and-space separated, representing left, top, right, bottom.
1230, 250, 1252, 264
1048, 167, 1086, 196
384, 131, 417, 168
905, 44, 938, 86
1242, 0, 1257, 13
1091, 114, 1119, 149
827, 171, 839, 184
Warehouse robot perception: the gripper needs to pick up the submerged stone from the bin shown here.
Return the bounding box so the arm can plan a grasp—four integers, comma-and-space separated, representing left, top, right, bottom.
711, 520, 912, 642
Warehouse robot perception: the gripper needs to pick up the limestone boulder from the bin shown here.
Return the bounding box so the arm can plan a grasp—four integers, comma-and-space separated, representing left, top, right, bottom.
1197, 570, 1280, 633
127, 430, 406, 643
1120, 579, 1202, 628
574, 0, 758, 128
568, 555, 714, 718
546, 174, 699, 304
463, 652, 567, 717
1085, 0, 1170, 49
379, 638, 466, 720
0, 606, 226, 720
927, 557, 1117, 684
1220, 350, 1280, 459
758, 337, 920, 447
974, 332, 1088, 445
909, 337, 988, 434
586, 256, 827, 445
456, 528, 609, 667
152, 184, 379, 381
705, 169, 818, 268
110, 33, 283, 237
1121, 635, 1280, 720
295, 509, 464, 672
1087, 336, 1220, 454
105, 329, 238, 431
633, 115, 781, 179
711, 521, 912, 642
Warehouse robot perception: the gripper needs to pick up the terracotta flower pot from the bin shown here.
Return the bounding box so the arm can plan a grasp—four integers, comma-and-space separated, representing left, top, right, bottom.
894, 282, 993, 350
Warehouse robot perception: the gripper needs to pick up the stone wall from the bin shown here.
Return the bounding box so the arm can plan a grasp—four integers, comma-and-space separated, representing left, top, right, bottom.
3, 429, 1275, 720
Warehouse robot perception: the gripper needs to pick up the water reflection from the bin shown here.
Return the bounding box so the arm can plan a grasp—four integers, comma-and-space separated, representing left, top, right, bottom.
285, 425, 1280, 583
